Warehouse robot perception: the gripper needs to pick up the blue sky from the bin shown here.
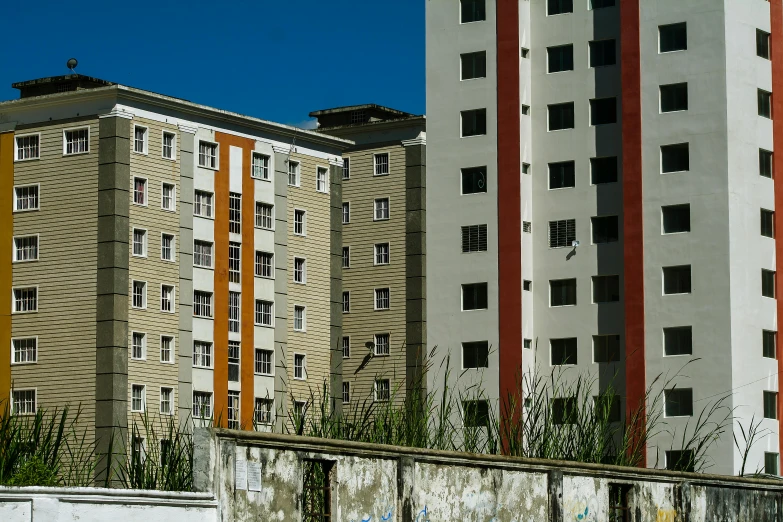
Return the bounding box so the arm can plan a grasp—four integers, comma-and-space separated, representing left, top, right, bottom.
0, 0, 425, 128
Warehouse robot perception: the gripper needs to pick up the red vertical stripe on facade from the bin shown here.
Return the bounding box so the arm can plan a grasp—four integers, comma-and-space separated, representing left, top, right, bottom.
770, 0, 783, 455
496, 0, 522, 438
620, 0, 646, 467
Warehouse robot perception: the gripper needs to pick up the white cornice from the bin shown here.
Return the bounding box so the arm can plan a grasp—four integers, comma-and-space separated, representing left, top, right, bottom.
402, 131, 427, 147
178, 124, 197, 134
328, 157, 344, 167
272, 145, 294, 154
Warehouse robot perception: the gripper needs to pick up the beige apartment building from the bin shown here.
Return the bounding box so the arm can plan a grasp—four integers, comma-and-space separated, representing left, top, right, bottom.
310, 105, 426, 409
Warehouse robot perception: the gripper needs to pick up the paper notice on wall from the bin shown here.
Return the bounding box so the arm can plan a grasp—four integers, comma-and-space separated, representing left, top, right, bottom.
248, 461, 262, 492
235, 458, 248, 491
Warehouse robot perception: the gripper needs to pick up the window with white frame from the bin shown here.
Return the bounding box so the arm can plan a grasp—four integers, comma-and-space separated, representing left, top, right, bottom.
228, 342, 240, 382
375, 379, 391, 402
294, 305, 306, 331
193, 291, 213, 318
133, 177, 147, 205
255, 348, 273, 375
14, 185, 39, 211
548, 219, 576, 248
294, 257, 306, 284
12, 389, 36, 415
288, 161, 300, 186
342, 336, 350, 358
15, 134, 39, 161
193, 341, 212, 368
161, 285, 174, 312
13, 287, 37, 313
193, 391, 212, 418
255, 398, 273, 425
132, 229, 147, 257
342, 158, 350, 179
133, 126, 148, 154
375, 288, 390, 310
255, 300, 273, 326
194, 190, 213, 218
374, 333, 390, 356
160, 335, 174, 363
374, 243, 390, 265
229, 193, 241, 234
12, 338, 37, 364
255, 251, 273, 278
294, 209, 306, 235
132, 280, 146, 309
228, 291, 240, 333
193, 240, 213, 268
342, 382, 350, 404
160, 387, 173, 415
342, 247, 350, 268
162, 183, 175, 211
374, 198, 390, 220
64, 128, 89, 155
374, 153, 389, 176
342, 202, 350, 224
132, 332, 146, 359
252, 152, 270, 180
131, 384, 146, 412
294, 353, 306, 380
316, 166, 328, 192
256, 202, 274, 229
198, 141, 217, 168
229, 242, 241, 283
162, 132, 176, 159
14, 235, 38, 262
227, 391, 240, 429
342, 291, 350, 313
161, 233, 174, 261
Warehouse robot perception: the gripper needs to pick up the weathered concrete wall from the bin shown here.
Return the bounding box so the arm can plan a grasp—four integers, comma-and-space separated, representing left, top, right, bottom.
195, 428, 783, 522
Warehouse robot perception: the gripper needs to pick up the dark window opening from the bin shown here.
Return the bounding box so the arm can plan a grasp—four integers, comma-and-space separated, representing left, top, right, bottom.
462, 109, 487, 137
552, 397, 577, 424
463, 400, 490, 427
659, 23, 687, 53
763, 330, 777, 359
303, 459, 334, 521
462, 166, 487, 194
463, 341, 489, 369
461, 51, 487, 80
592, 216, 619, 244
660, 83, 688, 112
760, 149, 773, 178
551, 337, 577, 365
461, 0, 486, 23
548, 45, 574, 73
664, 388, 693, 417
764, 391, 778, 420
548, 0, 573, 15
590, 97, 617, 125
662, 204, 690, 234
666, 450, 694, 472
549, 161, 575, 189
663, 265, 692, 295
661, 143, 689, 173
591, 157, 618, 184
664, 326, 692, 356
589, 39, 616, 67
593, 335, 620, 363
463, 283, 488, 310
763, 269, 776, 298
549, 103, 575, 131
550, 278, 577, 306
593, 275, 620, 303
759, 89, 772, 119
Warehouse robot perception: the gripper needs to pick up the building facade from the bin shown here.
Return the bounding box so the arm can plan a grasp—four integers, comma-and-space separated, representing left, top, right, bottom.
427, 0, 783, 475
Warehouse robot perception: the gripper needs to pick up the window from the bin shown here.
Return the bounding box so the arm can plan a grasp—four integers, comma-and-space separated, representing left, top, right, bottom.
193, 341, 212, 368
590, 0, 615, 8
255, 300, 273, 326
552, 397, 577, 425
316, 166, 329, 192
293, 257, 306, 284
375, 243, 391, 264
666, 450, 694, 472
592, 216, 619, 244
374, 379, 391, 402
547, 0, 573, 15
759, 89, 772, 118
255, 398, 273, 425
764, 330, 777, 359
763, 269, 776, 298
161, 233, 174, 261
162, 183, 175, 211
764, 391, 778, 419
460, 0, 485, 23
252, 153, 270, 180
550, 279, 577, 307
14, 185, 39, 211
294, 353, 306, 380
551, 338, 577, 365
760, 149, 773, 178
13, 287, 37, 313
522, 163, 531, 175
590, 98, 617, 125
461, 167, 487, 194
662, 204, 690, 234
161, 285, 174, 313
342, 337, 350, 358
229, 193, 241, 234
660, 83, 688, 112
350, 110, 366, 124
765, 453, 780, 475
659, 23, 687, 53
228, 342, 240, 382
193, 391, 212, 418
549, 161, 575, 189
15, 134, 39, 160
342, 292, 350, 313
227, 391, 240, 429
523, 221, 532, 233
132, 281, 146, 309
593, 275, 620, 303
461, 109, 487, 137
133, 177, 147, 205
548, 219, 576, 248
461, 225, 487, 253
133, 126, 148, 154
13, 235, 38, 262
375, 334, 390, 356
159, 336, 173, 363
589, 40, 616, 67
524, 339, 532, 349
523, 280, 532, 291
162, 132, 175, 159
461, 51, 486, 80
462, 341, 489, 369
463, 400, 489, 427
547, 45, 573, 73
294, 209, 306, 235
462, 283, 488, 310
758, 29, 771, 59
131, 332, 146, 360
664, 326, 692, 356
132, 229, 147, 257
131, 384, 146, 412
256, 202, 274, 229
342, 202, 350, 224
372, 153, 390, 176
762, 209, 775, 238
228, 291, 240, 333
193, 291, 213, 318
194, 190, 213, 218
593, 335, 620, 363
342, 247, 350, 268
198, 141, 217, 168
288, 160, 300, 186
663, 266, 691, 295
664, 388, 693, 417
342, 158, 350, 179
661, 143, 689, 173
256, 251, 273, 278
375, 288, 390, 310
255, 349, 273, 375
374, 198, 390, 220
548, 103, 575, 131
193, 240, 213, 268
64, 128, 89, 155
12, 338, 37, 364
521, 105, 530, 115
342, 382, 350, 404
590, 157, 618, 184
594, 396, 621, 423
294, 305, 306, 331
229, 242, 241, 283
160, 387, 173, 415
12, 390, 36, 415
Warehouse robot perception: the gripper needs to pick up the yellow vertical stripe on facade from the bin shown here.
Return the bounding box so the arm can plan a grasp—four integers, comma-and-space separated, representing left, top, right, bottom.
0, 132, 13, 405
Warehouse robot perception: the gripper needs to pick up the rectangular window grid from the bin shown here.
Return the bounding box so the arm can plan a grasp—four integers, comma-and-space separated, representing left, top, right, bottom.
255, 300, 273, 326
342, 336, 350, 358
343, 382, 350, 404
16, 135, 39, 160
133, 229, 146, 256
294, 306, 305, 331
255, 398, 273, 425
198, 142, 217, 168
288, 161, 300, 186
229, 242, 241, 283
162, 132, 175, 159
317, 166, 328, 192
13, 287, 37, 313
294, 353, 306, 379
342, 247, 350, 268
160, 336, 173, 363
252, 153, 270, 180
375, 288, 390, 310
228, 291, 240, 333
294, 210, 306, 235
229, 193, 241, 234
160, 387, 173, 415
374, 334, 390, 356
256, 251, 273, 278
134, 126, 147, 153
375, 243, 390, 264
549, 219, 576, 248
256, 202, 273, 229
14, 185, 39, 211
193, 291, 213, 318
162, 183, 175, 211
132, 332, 145, 360
133, 177, 147, 205
255, 349, 273, 375
227, 391, 240, 429
194, 190, 213, 218
64, 128, 89, 155
342, 202, 350, 224
131, 385, 146, 412
228, 342, 240, 382
161, 234, 174, 261
14, 236, 38, 262
375, 379, 391, 402
461, 225, 487, 253
12, 338, 37, 364
132, 281, 146, 309
193, 240, 213, 268
193, 392, 212, 418
193, 341, 212, 368
12, 389, 36, 415
374, 153, 390, 175
294, 257, 306, 283
342, 158, 350, 179
161, 285, 174, 312
374, 198, 390, 220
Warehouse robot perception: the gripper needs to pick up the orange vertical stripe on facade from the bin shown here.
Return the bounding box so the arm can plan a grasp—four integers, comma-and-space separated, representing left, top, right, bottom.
496, 0, 523, 442
213, 135, 230, 428
240, 144, 255, 429
620, 0, 646, 467
770, 0, 783, 457
0, 132, 13, 405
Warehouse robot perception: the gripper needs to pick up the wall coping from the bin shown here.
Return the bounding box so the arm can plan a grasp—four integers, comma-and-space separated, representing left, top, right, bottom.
0, 486, 216, 507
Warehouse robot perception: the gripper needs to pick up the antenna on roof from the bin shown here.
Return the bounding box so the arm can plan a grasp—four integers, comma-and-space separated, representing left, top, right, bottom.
66, 58, 78, 73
